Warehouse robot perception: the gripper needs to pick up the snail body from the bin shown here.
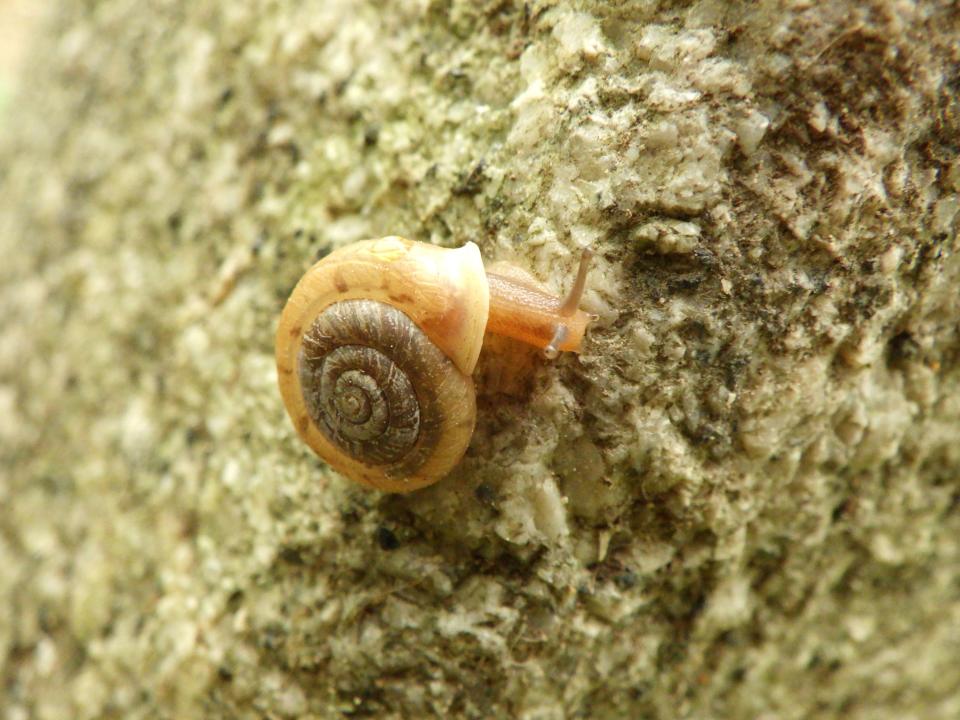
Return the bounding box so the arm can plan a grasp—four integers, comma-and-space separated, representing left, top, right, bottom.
276, 236, 592, 492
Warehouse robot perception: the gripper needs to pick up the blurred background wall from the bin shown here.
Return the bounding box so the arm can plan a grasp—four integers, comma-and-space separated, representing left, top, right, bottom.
0, 1, 44, 117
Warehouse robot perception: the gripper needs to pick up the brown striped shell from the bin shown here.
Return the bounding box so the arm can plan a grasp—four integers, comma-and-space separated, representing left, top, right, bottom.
275, 237, 489, 492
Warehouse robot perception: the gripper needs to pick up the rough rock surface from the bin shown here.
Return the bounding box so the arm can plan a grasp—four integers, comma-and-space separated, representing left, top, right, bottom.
1, 1, 958, 718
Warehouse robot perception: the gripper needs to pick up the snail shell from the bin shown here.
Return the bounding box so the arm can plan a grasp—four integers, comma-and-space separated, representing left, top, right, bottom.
276, 237, 489, 492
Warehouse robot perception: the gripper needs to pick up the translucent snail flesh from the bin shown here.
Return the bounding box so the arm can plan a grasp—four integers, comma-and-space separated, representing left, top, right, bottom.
275, 236, 592, 493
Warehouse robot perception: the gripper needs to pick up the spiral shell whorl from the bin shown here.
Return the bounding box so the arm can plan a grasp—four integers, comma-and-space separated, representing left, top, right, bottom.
312, 345, 420, 463
276, 237, 488, 491
298, 299, 467, 480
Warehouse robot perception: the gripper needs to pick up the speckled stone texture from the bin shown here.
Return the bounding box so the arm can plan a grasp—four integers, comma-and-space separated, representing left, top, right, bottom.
1, 1, 958, 718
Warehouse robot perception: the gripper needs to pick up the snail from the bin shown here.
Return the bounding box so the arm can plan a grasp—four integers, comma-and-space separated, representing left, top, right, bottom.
275, 236, 593, 493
